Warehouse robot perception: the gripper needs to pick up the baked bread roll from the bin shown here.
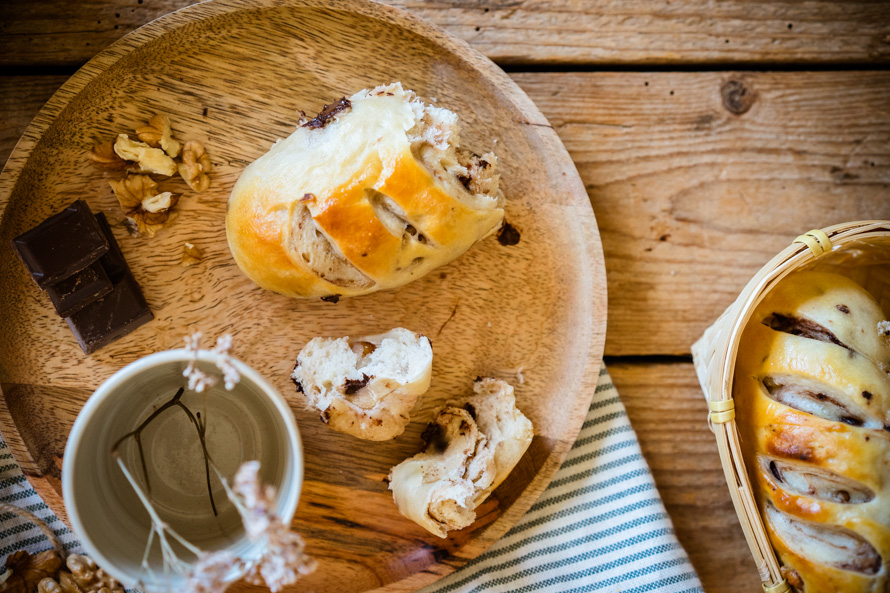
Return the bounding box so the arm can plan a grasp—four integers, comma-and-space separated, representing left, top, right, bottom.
291, 327, 432, 440
388, 378, 533, 538
734, 271, 890, 593
226, 82, 504, 299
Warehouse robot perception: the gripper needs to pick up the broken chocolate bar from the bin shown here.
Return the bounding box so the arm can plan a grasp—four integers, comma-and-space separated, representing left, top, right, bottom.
10, 200, 109, 287
94, 212, 128, 281
46, 261, 112, 317
66, 272, 153, 355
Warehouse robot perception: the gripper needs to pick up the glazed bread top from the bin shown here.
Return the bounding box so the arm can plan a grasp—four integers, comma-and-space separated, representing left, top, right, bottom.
734, 271, 890, 593
226, 82, 504, 298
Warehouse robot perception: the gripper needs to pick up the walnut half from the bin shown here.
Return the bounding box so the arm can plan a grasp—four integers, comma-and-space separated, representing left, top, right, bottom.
178, 140, 212, 192
135, 114, 181, 158
37, 554, 123, 593
113, 134, 177, 176
109, 174, 180, 237
0, 550, 62, 593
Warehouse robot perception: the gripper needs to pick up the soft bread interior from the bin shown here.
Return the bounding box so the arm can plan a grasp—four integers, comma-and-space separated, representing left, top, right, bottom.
766, 505, 882, 575
291, 328, 432, 440
388, 378, 533, 538
759, 456, 875, 504
288, 205, 372, 289
402, 93, 502, 212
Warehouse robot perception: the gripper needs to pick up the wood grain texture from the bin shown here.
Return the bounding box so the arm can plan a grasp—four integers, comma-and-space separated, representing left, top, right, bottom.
0, 76, 67, 169
510, 70, 890, 356
0, 1, 606, 592
609, 362, 761, 593
5, 71, 890, 357
1, 0, 888, 68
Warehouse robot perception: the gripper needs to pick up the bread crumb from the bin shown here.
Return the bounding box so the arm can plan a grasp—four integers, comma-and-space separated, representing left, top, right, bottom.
515, 365, 525, 385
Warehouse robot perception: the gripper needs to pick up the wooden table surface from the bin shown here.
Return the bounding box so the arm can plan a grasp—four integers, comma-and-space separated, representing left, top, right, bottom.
2, 1, 889, 591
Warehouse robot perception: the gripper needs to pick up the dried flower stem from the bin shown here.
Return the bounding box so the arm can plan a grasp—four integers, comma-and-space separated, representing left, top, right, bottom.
115, 454, 201, 581
112, 387, 218, 515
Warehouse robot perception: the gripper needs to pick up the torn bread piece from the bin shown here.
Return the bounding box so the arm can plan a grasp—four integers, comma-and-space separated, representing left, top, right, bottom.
291, 327, 432, 440
388, 377, 533, 538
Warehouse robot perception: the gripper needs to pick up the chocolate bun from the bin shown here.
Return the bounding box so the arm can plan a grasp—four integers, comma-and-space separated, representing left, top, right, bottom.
734, 271, 890, 592
226, 83, 504, 299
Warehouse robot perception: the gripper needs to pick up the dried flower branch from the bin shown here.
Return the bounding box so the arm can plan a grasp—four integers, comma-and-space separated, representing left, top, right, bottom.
184, 332, 218, 393
219, 462, 317, 593
111, 334, 311, 593
183, 332, 240, 392
112, 387, 217, 515
186, 552, 239, 593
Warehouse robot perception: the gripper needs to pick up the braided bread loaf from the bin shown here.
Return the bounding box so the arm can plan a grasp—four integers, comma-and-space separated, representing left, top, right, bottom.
734, 271, 890, 593
226, 83, 504, 298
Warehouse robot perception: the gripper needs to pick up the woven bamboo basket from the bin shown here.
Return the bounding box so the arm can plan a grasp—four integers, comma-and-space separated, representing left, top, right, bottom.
691, 220, 890, 593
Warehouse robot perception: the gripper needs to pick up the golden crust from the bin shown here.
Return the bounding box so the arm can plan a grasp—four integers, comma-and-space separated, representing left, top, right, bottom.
225, 86, 504, 299
734, 272, 890, 593
226, 178, 343, 297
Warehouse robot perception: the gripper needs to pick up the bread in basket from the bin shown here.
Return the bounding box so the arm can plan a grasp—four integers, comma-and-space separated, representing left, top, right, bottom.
692, 222, 890, 593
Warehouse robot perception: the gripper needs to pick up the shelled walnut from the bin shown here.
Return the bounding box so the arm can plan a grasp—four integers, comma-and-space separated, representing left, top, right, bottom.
113, 134, 177, 176
181, 241, 204, 266
37, 554, 123, 593
109, 174, 180, 236
0, 550, 62, 593
178, 140, 212, 192
87, 141, 129, 171
90, 112, 212, 239
136, 114, 181, 158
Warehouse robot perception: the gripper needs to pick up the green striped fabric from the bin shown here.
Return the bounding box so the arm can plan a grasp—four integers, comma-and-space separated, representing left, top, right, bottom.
419, 367, 703, 593
0, 366, 702, 592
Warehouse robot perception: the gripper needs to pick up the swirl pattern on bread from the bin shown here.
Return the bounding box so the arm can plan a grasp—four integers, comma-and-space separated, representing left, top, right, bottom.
734, 271, 890, 592
226, 83, 504, 298
388, 378, 533, 538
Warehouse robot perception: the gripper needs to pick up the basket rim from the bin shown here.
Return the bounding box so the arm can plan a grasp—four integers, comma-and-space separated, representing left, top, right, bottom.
712, 220, 890, 405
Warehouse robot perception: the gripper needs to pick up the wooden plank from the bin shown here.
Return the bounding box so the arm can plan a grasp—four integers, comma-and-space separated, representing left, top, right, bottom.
4, 71, 890, 355
0, 0, 888, 68
510, 70, 890, 355
0, 76, 66, 169
609, 361, 761, 593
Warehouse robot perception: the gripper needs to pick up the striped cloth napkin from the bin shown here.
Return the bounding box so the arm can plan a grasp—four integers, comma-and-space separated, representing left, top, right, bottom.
0, 365, 701, 592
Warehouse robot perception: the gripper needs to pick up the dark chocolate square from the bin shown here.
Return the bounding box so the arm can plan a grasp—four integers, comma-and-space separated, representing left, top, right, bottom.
66, 272, 153, 355
46, 261, 113, 317
94, 212, 128, 282
10, 200, 109, 288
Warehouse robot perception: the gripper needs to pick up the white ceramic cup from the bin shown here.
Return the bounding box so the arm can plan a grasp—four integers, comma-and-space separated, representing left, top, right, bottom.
63, 349, 303, 592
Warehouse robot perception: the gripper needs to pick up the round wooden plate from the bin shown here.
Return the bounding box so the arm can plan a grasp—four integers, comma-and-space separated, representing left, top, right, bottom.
0, 1, 606, 591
